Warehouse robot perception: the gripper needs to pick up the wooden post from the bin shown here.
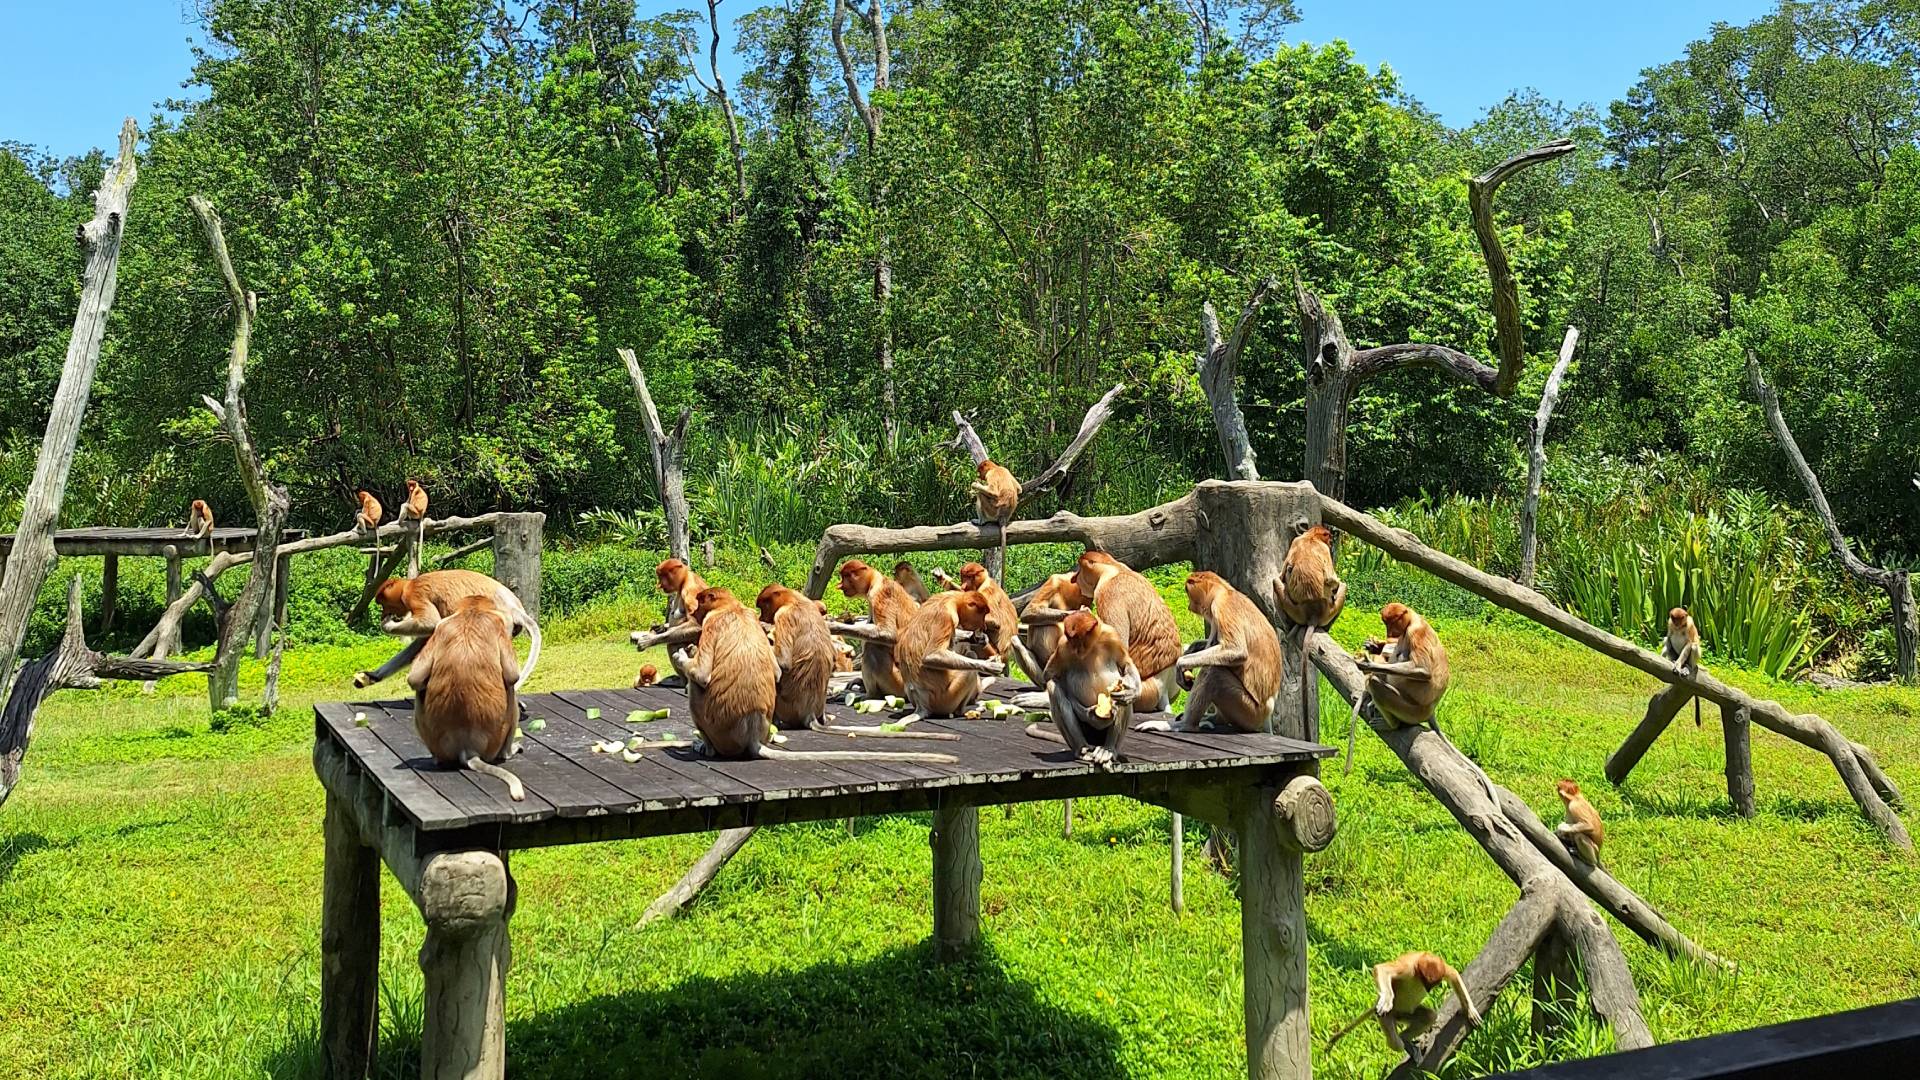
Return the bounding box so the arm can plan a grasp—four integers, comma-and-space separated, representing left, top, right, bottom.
1723, 704, 1755, 818
251, 553, 275, 659
1191, 480, 1318, 740
274, 550, 291, 632
417, 850, 512, 1080
931, 804, 981, 962
100, 554, 118, 632
1605, 683, 1692, 786
1530, 927, 1577, 1039
1232, 784, 1309, 1080
489, 513, 544, 621
1170, 811, 1185, 914
321, 791, 380, 1079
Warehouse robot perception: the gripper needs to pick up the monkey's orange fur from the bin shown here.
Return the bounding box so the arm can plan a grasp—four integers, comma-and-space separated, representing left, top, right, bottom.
891, 561, 930, 604
655, 558, 708, 627
897, 590, 997, 717
757, 583, 835, 728
1074, 550, 1181, 711
1367, 602, 1450, 727
401, 479, 428, 521
1556, 778, 1606, 866
683, 588, 781, 757
1020, 571, 1088, 672
837, 559, 921, 698
958, 561, 1019, 658
408, 595, 522, 800
1182, 571, 1284, 732
1277, 525, 1345, 633
1046, 610, 1135, 711
354, 490, 383, 531
973, 460, 1018, 524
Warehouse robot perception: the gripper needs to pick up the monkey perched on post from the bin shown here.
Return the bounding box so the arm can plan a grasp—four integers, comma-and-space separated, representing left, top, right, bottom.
1663, 606, 1703, 726
971, 459, 1020, 576
1134, 572, 1282, 735
185, 499, 215, 556
1324, 951, 1480, 1054
1073, 550, 1181, 712
1555, 778, 1606, 867
408, 595, 525, 801
671, 587, 956, 765
1023, 610, 1139, 769
353, 569, 542, 692
837, 559, 921, 699
1275, 524, 1346, 733
896, 590, 1006, 718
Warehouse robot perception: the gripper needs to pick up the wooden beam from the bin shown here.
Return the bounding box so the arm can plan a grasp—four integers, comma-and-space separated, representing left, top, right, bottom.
1723, 704, 1755, 818
931, 804, 981, 961
321, 790, 380, 1079
489, 512, 545, 620
1390, 885, 1559, 1078
1233, 784, 1310, 1080
1604, 683, 1693, 786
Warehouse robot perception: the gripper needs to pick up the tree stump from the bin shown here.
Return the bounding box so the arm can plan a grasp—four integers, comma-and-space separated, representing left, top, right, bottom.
490, 513, 545, 620
1191, 480, 1318, 740
1723, 704, 1755, 818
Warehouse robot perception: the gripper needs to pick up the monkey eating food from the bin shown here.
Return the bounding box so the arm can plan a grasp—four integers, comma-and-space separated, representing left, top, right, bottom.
408, 594, 525, 801
353, 569, 542, 692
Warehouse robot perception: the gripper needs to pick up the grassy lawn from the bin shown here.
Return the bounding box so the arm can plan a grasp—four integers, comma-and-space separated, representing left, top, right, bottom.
1, 564, 1916, 1079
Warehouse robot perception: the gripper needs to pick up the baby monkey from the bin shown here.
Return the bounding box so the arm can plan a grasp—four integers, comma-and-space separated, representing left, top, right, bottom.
1324, 951, 1480, 1055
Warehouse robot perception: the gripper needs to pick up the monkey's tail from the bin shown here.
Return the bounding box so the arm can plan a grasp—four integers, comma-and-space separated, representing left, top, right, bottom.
998, 513, 1011, 592
516, 618, 543, 693
461, 751, 525, 801
1298, 623, 1317, 737
1024, 721, 1067, 745
1693, 695, 1701, 728
758, 746, 959, 765
808, 718, 961, 741
1323, 1006, 1374, 1052
1343, 690, 1367, 775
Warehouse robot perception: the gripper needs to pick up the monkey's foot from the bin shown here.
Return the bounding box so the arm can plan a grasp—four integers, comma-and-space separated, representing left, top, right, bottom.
1079, 746, 1118, 769
1131, 718, 1175, 732
351, 671, 376, 689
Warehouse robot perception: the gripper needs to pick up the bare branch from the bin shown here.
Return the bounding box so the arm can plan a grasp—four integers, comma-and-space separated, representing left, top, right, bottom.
1518, 327, 1580, 587
618, 347, 691, 562
1020, 383, 1125, 497
1470, 139, 1576, 395
831, 0, 876, 138
1197, 280, 1276, 481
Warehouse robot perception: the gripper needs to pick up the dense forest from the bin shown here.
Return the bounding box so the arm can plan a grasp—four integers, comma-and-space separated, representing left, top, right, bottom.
2, 0, 1917, 673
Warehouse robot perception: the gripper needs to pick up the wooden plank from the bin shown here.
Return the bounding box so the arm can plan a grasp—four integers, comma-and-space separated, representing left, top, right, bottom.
547, 691, 764, 806
361, 703, 552, 826
515, 703, 692, 811
313, 704, 466, 830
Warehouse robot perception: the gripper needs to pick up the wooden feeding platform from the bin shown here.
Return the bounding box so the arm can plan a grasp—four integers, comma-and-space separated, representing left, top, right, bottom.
313, 679, 1335, 1079
0, 526, 306, 638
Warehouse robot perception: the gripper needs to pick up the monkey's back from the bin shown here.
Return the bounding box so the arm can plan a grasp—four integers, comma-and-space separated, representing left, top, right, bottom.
1217, 587, 1284, 704
897, 598, 974, 703
772, 602, 834, 727
1097, 570, 1181, 677
692, 607, 779, 756
415, 569, 507, 613
416, 611, 513, 764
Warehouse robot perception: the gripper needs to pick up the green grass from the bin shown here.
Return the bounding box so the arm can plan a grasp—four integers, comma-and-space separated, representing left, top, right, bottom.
1, 558, 1917, 1079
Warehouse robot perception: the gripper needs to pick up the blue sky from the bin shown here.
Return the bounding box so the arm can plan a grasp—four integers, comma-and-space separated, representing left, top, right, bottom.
0, 1, 1775, 160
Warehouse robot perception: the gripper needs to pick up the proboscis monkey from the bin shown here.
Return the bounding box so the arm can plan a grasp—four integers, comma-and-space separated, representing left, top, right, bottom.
1555, 778, 1606, 867
1663, 607, 1703, 726
632, 664, 658, 689
1023, 610, 1139, 769
353, 569, 542, 692
1137, 571, 1282, 734
837, 559, 921, 699
1020, 571, 1088, 673
400, 478, 428, 522
1346, 603, 1498, 799
355, 489, 384, 562
186, 499, 214, 555
1276, 524, 1346, 731
892, 561, 931, 604
896, 590, 1006, 718
958, 561, 1035, 678
1323, 951, 1480, 1054
656, 558, 708, 629
972, 459, 1020, 574
408, 595, 524, 801
759, 584, 952, 741
671, 587, 957, 764
1073, 550, 1181, 712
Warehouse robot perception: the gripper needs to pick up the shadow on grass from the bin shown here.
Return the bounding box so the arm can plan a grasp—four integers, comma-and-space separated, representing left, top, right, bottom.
0, 831, 70, 887
1615, 784, 1862, 824
263, 941, 1127, 1079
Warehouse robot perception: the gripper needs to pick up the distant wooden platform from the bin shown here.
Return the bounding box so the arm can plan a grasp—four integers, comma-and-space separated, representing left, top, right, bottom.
316, 680, 1329, 855
0, 526, 304, 557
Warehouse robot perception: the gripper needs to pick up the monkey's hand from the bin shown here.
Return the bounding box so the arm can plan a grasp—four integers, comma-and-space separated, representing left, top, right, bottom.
1132, 718, 1174, 733
1362, 638, 1387, 656
1465, 1005, 1484, 1027
1108, 678, 1137, 707
352, 670, 377, 689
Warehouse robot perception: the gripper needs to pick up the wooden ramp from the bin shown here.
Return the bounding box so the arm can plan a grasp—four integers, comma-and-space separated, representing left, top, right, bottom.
315, 680, 1328, 854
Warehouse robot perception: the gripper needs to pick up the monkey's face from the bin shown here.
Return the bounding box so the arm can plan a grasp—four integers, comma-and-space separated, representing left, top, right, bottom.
372, 579, 408, 622
976, 460, 995, 478
838, 560, 874, 598
958, 562, 988, 591
1555, 778, 1580, 801
1061, 610, 1100, 645
1668, 607, 1690, 627
1073, 552, 1112, 598
656, 558, 687, 594
1380, 603, 1412, 638
955, 592, 994, 633
691, 588, 735, 624
1183, 572, 1221, 616
634, 664, 658, 688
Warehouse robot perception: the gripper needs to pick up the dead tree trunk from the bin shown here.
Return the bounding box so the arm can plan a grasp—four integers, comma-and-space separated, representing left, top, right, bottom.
1747, 351, 1916, 682
0, 120, 139, 702
2, 579, 209, 808
190, 195, 291, 711
833, 0, 896, 445
1195, 280, 1276, 482
1299, 141, 1575, 505
1518, 327, 1579, 587
949, 383, 1124, 580
618, 347, 691, 562
690, 0, 746, 205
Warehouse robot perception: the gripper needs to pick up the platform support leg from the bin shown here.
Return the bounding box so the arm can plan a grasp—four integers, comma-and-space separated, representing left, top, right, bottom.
931, 804, 981, 962
1235, 785, 1310, 1080
320, 791, 379, 1079
418, 850, 513, 1080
